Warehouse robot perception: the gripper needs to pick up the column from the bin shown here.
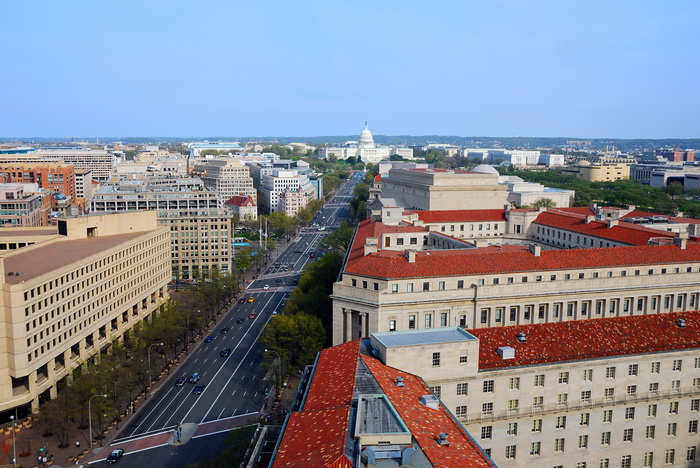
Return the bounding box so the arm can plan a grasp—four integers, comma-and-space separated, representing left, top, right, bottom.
364, 312, 370, 338
343, 309, 351, 343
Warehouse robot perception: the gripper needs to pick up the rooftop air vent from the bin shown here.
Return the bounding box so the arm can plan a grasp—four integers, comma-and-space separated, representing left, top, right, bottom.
497, 346, 516, 360
437, 432, 449, 446
395, 376, 404, 387
420, 394, 440, 410
516, 332, 527, 343
676, 319, 687, 328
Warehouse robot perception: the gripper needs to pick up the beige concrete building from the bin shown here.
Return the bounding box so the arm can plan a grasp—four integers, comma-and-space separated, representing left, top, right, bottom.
192, 158, 256, 203
369, 314, 700, 468
561, 160, 631, 181
0, 211, 170, 414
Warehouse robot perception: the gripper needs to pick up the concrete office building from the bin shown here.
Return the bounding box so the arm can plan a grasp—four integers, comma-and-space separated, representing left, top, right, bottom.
0, 211, 170, 414
560, 160, 631, 182
257, 169, 316, 214
365, 315, 700, 467
0, 184, 46, 227
90, 180, 233, 279
192, 159, 257, 203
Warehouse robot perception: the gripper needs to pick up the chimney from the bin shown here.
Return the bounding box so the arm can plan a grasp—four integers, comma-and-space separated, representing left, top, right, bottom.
607, 219, 618, 228
585, 215, 595, 224
674, 232, 688, 250
364, 236, 378, 256
405, 249, 416, 263
529, 244, 541, 257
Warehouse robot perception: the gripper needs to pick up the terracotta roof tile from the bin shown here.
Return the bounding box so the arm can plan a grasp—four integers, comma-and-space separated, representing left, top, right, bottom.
361, 355, 494, 467
345, 243, 699, 279
553, 207, 595, 215
534, 210, 674, 245
470, 311, 700, 370
303, 340, 360, 411
413, 209, 507, 223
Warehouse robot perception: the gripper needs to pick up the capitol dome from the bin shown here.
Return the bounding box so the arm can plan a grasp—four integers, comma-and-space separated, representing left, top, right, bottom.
472, 164, 500, 175
358, 122, 375, 148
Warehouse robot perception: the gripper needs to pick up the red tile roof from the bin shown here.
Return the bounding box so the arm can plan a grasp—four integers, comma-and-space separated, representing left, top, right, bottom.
535, 210, 674, 245
413, 209, 507, 223
470, 310, 700, 370
361, 355, 494, 467
273, 407, 352, 468
344, 243, 700, 279
303, 340, 360, 411
553, 207, 595, 215
224, 195, 256, 207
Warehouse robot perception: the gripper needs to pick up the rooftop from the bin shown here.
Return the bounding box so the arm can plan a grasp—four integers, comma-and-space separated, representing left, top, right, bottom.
470, 310, 700, 370
373, 328, 476, 348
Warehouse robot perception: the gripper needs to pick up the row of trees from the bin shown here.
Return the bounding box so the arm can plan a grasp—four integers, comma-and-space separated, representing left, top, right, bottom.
39, 273, 242, 448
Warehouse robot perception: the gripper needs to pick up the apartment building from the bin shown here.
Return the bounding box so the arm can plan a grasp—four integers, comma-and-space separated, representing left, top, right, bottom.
257, 169, 316, 214
331, 207, 697, 345
0, 184, 46, 227
192, 158, 257, 203
367, 314, 700, 468
90, 180, 232, 279
0, 211, 170, 415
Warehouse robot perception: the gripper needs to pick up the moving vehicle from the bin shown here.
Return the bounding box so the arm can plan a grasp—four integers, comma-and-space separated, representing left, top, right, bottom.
248, 313, 257, 320
220, 327, 230, 334
263, 284, 270, 290
106, 448, 124, 464
188, 372, 200, 383
192, 384, 205, 395
247, 297, 255, 303
236, 317, 245, 324
220, 347, 231, 357
175, 377, 186, 387
309, 253, 315, 258
204, 335, 213, 343
238, 298, 245, 304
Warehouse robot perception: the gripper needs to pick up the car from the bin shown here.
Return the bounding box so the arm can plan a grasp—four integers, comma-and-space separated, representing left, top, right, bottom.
272, 310, 278, 316
220, 347, 231, 357
292, 279, 298, 285
238, 298, 245, 304
247, 297, 255, 303
192, 384, 205, 395
175, 377, 186, 387
236, 317, 245, 324
263, 284, 270, 290
188, 372, 200, 384
106, 448, 124, 464
204, 335, 213, 343
275, 279, 281, 283
283, 267, 290, 271
309, 253, 315, 258
293, 250, 302, 253
220, 327, 230, 334
248, 313, 257, 320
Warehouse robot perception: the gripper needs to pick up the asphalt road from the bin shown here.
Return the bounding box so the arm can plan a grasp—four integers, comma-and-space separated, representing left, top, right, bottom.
93, 175, 360, 467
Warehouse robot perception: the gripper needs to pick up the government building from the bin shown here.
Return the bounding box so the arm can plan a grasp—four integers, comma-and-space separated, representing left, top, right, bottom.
0, 211, 171, 415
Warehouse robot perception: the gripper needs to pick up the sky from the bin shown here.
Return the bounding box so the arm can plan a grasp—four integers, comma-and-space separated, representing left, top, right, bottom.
1, 1, 698, 139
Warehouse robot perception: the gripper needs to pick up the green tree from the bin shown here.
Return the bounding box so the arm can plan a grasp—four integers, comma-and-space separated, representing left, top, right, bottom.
261, 313, 326, 372
320, 221, 354, 254
531, 197, 556, 208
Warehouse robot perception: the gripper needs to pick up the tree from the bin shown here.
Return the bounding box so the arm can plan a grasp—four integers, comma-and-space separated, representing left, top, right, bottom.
320, 221, 354, 254
261, 313, 326, 372
532, 198, 556, 208
40, 392, 74, 448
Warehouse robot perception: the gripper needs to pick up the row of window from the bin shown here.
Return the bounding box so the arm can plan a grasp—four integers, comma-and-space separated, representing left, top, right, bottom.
500, 444, 692, 466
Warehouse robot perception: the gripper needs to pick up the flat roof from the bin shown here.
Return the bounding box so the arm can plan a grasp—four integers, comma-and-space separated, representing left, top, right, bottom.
373, 327, 476, 348
3, 231, 155, 284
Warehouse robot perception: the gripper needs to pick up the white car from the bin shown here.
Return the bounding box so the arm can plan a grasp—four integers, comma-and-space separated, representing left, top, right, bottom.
263, 284, 270, 290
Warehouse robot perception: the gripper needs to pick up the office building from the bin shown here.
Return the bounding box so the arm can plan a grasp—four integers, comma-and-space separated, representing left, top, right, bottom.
192, 159, 257, 203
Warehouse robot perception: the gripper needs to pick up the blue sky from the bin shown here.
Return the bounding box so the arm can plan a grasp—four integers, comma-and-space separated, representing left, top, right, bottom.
1, 1, 698, 139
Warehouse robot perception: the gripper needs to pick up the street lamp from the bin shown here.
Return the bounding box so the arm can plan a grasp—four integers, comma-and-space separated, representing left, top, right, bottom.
147, 342, 164, 384
9, 415, 16, 468
264, 349, 282, 394
88, 394, 107, 448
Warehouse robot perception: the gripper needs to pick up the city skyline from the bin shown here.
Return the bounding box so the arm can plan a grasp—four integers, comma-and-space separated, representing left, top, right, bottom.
1, 1, 699, 139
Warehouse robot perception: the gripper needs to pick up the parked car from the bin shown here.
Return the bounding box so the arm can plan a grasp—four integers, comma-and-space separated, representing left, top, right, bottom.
192, 384, 205, 395
204, 335, 213, 343
175, 377, 186, 387
220, 327, 230, 334
220, 347, 231, 357
106, 448, 124, 464
188, 372, 200, 384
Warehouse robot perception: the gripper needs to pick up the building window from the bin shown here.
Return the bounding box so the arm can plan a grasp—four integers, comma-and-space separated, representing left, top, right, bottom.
422, 282, 430, 291
673, 359, 682, 371
507, 422, 518, 436
505, 445, 516, 459
459, 355, 468, 364
603, 410, 613, 423
432, 352, 440, 367
688, 446, 697, 462
558, 393, 568, 404
646, 425, 655, 439
554, 438, 565, 452
440, 312, 447, 327
601, 432, 611, 446
425, 314, 432, 328
429, 386, 441, 398
692, 399, 700, 411
534, 374, 544, 386
408, 315, 415, 329
455, 405, 467, 418
583, 369, 592, 381
530, 441, 541, 456
362, 281, 367, 289
407, 283, 414, 292
508, 399, 519, 411
627, 385, 637, 396
532, 396, 543, 407
457, 280, 464, 289
481, 426, 492, 439
389, 320, 396, 331
689, 420, 698, 433
650, 382, 659, 392
668, 422, 677, 436
624, 407, 635, 420
605, 366, 616, 379
621, 455, 632, 468
532, 419, 542, 432
391, 284, 398, 293
482, 403, 493, 415
559, 372, 569, 384
648, 404, 657, 417
665, 449, 675, 465
556, 416, 566, 429
628, 364, 638, 376
672, 380, 681, 392
456, 383, 468, 396
581, 390, 591, 402
580, 412, 590, 426
623, 428, 633, 442
438, 281, 445, 290
670, 401, 679, 414
604, 388, 614, 399
599, 459, 609, 468
483, 380, 494, 393
578, 434, 588, 449
509, 377, 520, 390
